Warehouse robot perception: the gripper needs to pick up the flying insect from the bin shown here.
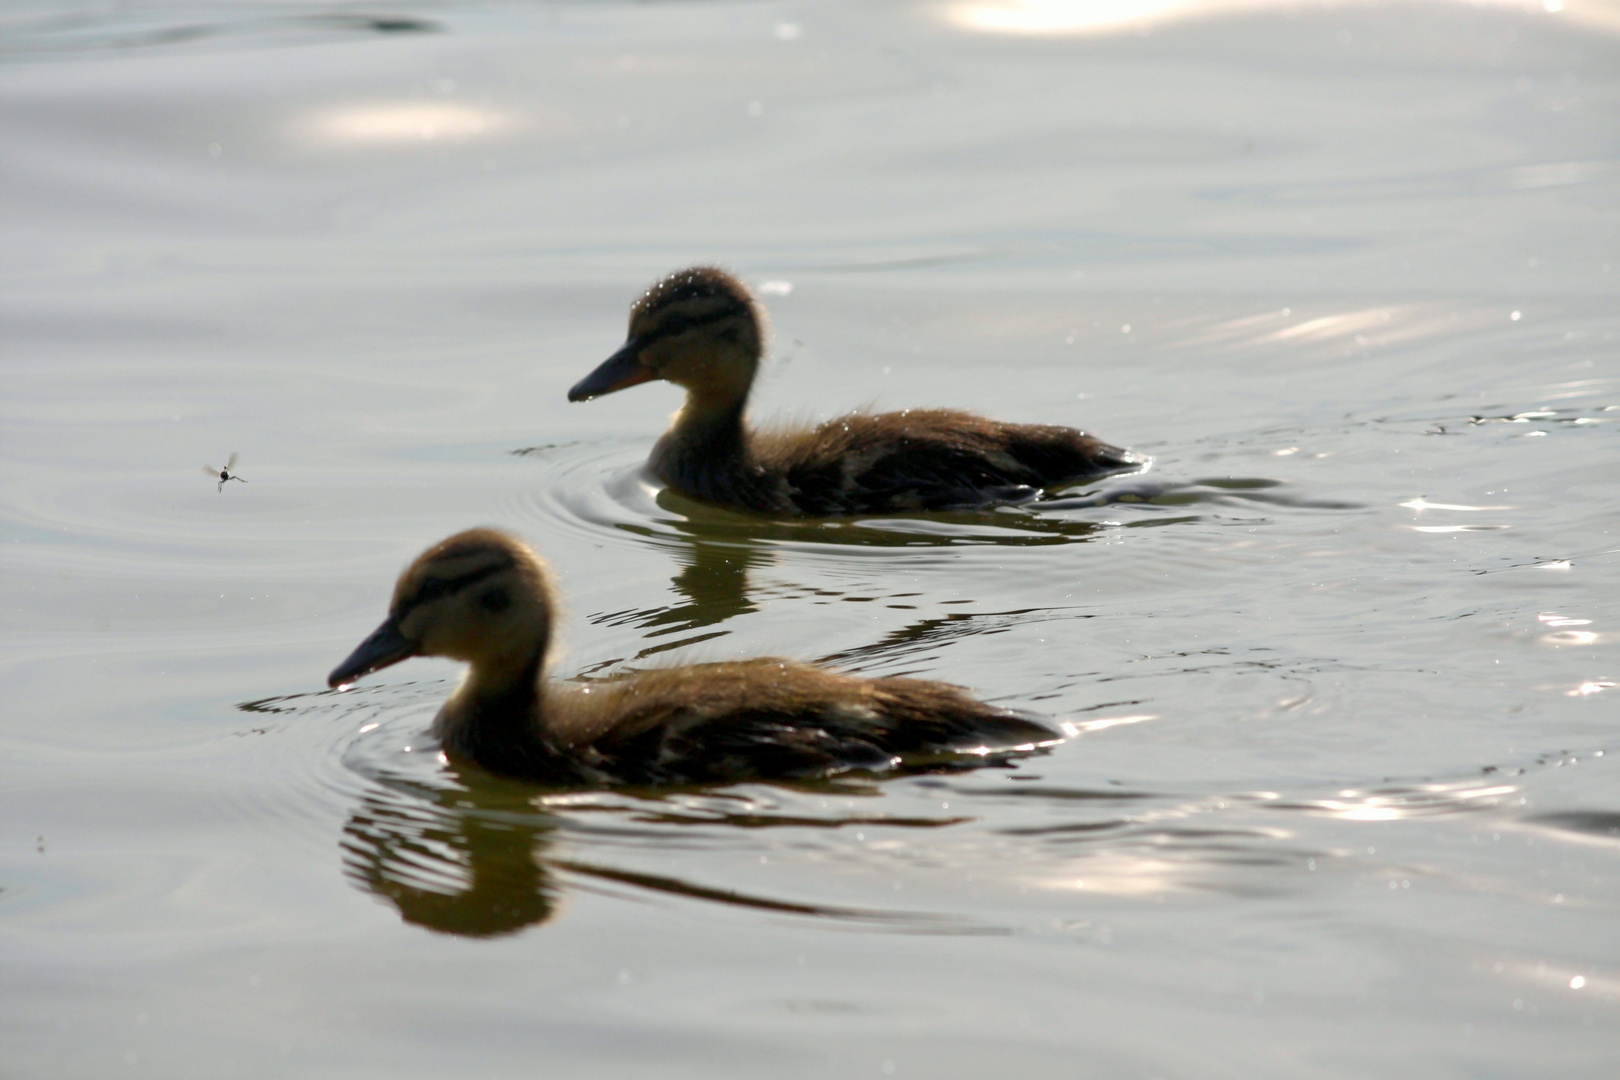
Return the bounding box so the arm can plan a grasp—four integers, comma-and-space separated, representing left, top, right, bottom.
203, 452, 246, 493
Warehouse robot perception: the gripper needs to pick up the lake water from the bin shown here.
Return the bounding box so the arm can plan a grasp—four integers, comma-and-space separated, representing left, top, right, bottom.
3, 0, 1617, 1075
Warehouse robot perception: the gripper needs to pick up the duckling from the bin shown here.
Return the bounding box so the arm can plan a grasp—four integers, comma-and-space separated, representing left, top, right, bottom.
329, 529, 1060, 786
568, 266, 1140, 516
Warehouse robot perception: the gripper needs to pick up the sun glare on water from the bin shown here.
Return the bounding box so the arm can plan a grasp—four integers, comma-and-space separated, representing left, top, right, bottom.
301, 103, 508, 145
944, 0, 1609, 35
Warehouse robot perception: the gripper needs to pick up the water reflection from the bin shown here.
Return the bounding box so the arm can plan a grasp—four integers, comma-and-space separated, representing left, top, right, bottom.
630, 484, 1115, 549
591, 499, 775, 654
565, 472, 1359, 659
595, 485, 1114, 658
342, 775, 561, 938
340, 766, 997, 938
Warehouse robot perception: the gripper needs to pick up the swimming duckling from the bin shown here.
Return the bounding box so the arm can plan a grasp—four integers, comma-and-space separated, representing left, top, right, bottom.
568, 266, 1140, 516
329, 529, 1059, 785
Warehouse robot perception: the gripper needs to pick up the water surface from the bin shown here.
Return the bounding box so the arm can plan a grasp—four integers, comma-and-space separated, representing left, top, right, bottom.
2, 1, 1617, 1076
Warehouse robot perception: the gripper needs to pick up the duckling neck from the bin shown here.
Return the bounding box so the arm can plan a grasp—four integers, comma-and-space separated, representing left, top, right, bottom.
671, 385, 751, 448
433, 642, 570, 778
651, 392, 767, 502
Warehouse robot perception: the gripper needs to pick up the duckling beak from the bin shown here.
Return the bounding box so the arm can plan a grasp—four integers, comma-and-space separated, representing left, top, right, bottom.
568, 338, 658, 401
328, 616, 416, 688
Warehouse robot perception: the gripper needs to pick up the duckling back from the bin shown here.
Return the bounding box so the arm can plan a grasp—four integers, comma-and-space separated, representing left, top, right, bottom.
551, 659, 1059, 786
754, 408, 1138, 515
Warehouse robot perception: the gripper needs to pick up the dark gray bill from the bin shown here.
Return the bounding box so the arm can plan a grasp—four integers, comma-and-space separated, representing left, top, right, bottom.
567, 338, 658, 401
329, 616, 416, 688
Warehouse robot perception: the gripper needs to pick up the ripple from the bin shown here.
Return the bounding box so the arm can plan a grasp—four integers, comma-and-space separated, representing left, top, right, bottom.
1266, 779, 1519, 821
500, 438, 1368, 663
294, 686, 1620, 933
506, 438, 1360, 558
237, 678, 449, 816
506, 437, 1126, 553
325, 742, 1026, 937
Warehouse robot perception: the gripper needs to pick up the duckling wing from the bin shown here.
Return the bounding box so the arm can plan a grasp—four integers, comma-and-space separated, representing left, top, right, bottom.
765, 410, 1135, 514
570, 660, 1058, 784
991, 421, 1140, 487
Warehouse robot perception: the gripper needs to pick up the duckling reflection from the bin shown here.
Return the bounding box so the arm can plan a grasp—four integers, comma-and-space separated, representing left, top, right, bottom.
341, 767, 987, 938
596, 485, 1116, 665
591, 520, 770, 650
342, 774, 560, 937
569, 266, 1142, 516
329, 528, 1060, 786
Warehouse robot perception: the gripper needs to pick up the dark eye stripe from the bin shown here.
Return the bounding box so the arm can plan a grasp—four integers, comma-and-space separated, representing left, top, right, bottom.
405, 562, 506, 611
651, 306, 737, 342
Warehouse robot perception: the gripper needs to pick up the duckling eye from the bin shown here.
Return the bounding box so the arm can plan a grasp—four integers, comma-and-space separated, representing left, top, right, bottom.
477, 586, 511, 614
414, 578, 452, 605
657, 314, 692, 337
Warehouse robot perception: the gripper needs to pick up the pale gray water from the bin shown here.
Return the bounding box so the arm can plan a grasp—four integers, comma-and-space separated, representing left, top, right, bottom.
2, 1, 1617, 1076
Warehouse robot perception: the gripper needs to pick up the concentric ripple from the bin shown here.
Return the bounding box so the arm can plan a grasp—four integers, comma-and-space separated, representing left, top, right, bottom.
504, 437, 1360, 557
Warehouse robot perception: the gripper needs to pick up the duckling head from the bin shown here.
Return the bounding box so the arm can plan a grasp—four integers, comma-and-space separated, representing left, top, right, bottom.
568, 266, 766, 410
329, 528, 556, 689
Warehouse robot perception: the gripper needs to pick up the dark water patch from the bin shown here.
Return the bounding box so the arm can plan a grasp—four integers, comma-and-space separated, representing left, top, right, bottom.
1091, 647, 1372, 691
1034, 476, 1365, 512
1390, 395, 1619, 439
1523, 812, 1620, 842
1468, 545, 1620, 576
618, 808, 973, 830
537, 785, 977, 831
942, 783, 1156, 803
553, 858, 1003, 935
509, 441, 587, 458
0, 11, 440, 59
816, 607, 1093, 672
999, 818, 1133, 837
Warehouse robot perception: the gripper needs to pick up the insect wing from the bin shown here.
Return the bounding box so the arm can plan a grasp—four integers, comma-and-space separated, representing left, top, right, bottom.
225, 451, 239, 471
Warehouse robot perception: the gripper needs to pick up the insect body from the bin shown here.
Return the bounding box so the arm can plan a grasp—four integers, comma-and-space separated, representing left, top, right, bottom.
203, 452, 247, 492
